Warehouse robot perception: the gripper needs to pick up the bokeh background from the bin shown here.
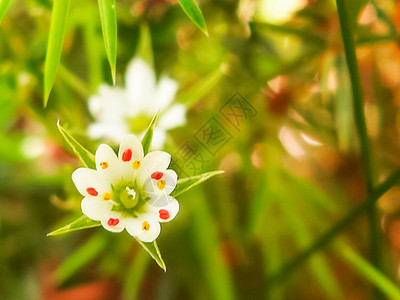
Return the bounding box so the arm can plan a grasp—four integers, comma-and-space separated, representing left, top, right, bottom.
2, 0, 400, 299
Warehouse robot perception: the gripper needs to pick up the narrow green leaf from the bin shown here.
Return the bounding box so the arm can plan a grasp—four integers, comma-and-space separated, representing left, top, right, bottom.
44, 0, 71, 107
98, 0, 117, 84
0, 0, 12, 24
336, 242, 400, 299
57, 120, 96, 169
136, 24, 153, 67
123, 249, 150, 299
47, 215, 101, 236
171, 170, 224, 198
135, 239, 166, 271
56, 233, 107, 283
141, 111, 159, 156
177, 0, 208, 36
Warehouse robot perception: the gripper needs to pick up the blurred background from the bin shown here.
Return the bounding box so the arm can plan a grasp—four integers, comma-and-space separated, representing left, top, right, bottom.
2, 0, 400, 299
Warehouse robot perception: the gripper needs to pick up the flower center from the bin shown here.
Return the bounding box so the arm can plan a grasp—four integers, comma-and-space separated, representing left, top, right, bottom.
110, 181, 149, 216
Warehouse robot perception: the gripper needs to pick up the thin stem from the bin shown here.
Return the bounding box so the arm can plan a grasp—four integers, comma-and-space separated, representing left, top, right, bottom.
267, 167, 400, 284
336, 1, 382, 298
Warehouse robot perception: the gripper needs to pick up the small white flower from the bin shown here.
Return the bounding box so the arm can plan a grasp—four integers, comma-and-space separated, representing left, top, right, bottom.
71, 134, 179, 242
88, 58, 186, 148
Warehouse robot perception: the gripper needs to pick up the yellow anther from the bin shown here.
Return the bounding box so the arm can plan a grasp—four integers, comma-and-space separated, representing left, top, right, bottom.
142, 221, 150, 231
102, 192, 112, 201
157, 179, 166, 190
132, 160, 141, 170
100, 161, 109, 169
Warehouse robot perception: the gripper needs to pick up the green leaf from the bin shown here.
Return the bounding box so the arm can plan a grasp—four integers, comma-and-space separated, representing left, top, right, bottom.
47, 215, 101, 236
171, 170, 224, 198
57, 120, 96, 169
135, 239, 166, 271
141, 111, 159, 156
56, 233, 107, 283
44, 0, 71, 107
177, 0, 208, 36
336, 242, 400, 299
0, 0, 12, 24
98, 0, 117, 84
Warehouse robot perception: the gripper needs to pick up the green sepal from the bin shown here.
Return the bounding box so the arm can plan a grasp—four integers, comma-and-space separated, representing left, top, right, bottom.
171, 170, 224, 198
47, 215, 101, 236
141, 111, 159, 156
57, 120, 96, 169
135, 239, 166, 271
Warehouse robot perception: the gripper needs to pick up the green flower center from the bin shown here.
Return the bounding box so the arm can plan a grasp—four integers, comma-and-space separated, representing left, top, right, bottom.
110, 180, 149, 217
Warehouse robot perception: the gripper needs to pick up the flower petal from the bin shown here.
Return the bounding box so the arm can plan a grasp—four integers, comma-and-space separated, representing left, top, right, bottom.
154, 76, 178, 110
95, 144, 121, 183
147, 196, 179, 223
125, 58, 156, 114
125, 214, 161, 242
101, 212, 125, 233
149, 128, 167, 150
158, 104, 186, 130
88, 122, 128, 142
144, 169, 177, 195
118, 134, 144, 163
72, 168, 110, 197
138, 151, 171, 185
81, 196, 113, 221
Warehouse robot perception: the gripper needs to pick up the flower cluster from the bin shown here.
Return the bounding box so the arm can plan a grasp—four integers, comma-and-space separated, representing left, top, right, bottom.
72, 134, 179, 242
88, 58, 186, 148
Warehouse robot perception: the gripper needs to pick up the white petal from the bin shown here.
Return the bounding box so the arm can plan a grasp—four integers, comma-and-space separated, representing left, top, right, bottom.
72, 168, 110, 197
144, 169, 177, 195
125, 214, 161, 242
118, 134, 144, 162
154, 76, 178, 110
101, 212, 125, 233
158, 104, 186, 130
149, 129, 167, 150
95, 144, 122, 184
155, 197, 179, 223
88, 85, 128, 123
125, 58, 156, 114
81, 196, 113, 221
88, 122, 128, 142
139, 215, 161, 242
138, 151, 171, 185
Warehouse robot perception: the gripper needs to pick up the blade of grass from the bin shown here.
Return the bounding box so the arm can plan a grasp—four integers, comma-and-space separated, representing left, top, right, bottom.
141, 111, 159, 156
44, 0, 71, 107
336, 0, 382, 298
177, 0, 208, 36
56, 232, 107, 284
0, 0, 12, 24
98, 0, 117, 84
335, 242, 400, 299
123, 249, 150, 299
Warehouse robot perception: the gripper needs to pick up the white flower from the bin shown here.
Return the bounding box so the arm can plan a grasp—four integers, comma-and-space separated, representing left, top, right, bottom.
88, 58, 186, 148
72, 134, 179, 242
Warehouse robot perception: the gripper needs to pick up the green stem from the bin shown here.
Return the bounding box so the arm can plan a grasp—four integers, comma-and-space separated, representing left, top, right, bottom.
267, 167, 400, 284
336, 1, 382, 298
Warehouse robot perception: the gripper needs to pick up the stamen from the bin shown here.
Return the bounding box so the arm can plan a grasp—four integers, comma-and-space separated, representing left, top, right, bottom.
86, 187, 98, 196
151, 171, 163, 180
107, 218, 119, 226
142, 221, 150, 231
126, 187, 136, 199
122, 149, 132, 162
102, 192, 112, 201
159, 209, 170, 220
100, 161, 109, 169
132, 160, 141, 170
157, 179, 166, 190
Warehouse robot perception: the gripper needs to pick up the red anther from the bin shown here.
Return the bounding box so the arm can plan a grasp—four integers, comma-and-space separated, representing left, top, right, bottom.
122, 149, 132, 162
159, 209, 170, 220
86, 187, 98, 196
107, 218, 119, 226
151, 171, 163, 180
